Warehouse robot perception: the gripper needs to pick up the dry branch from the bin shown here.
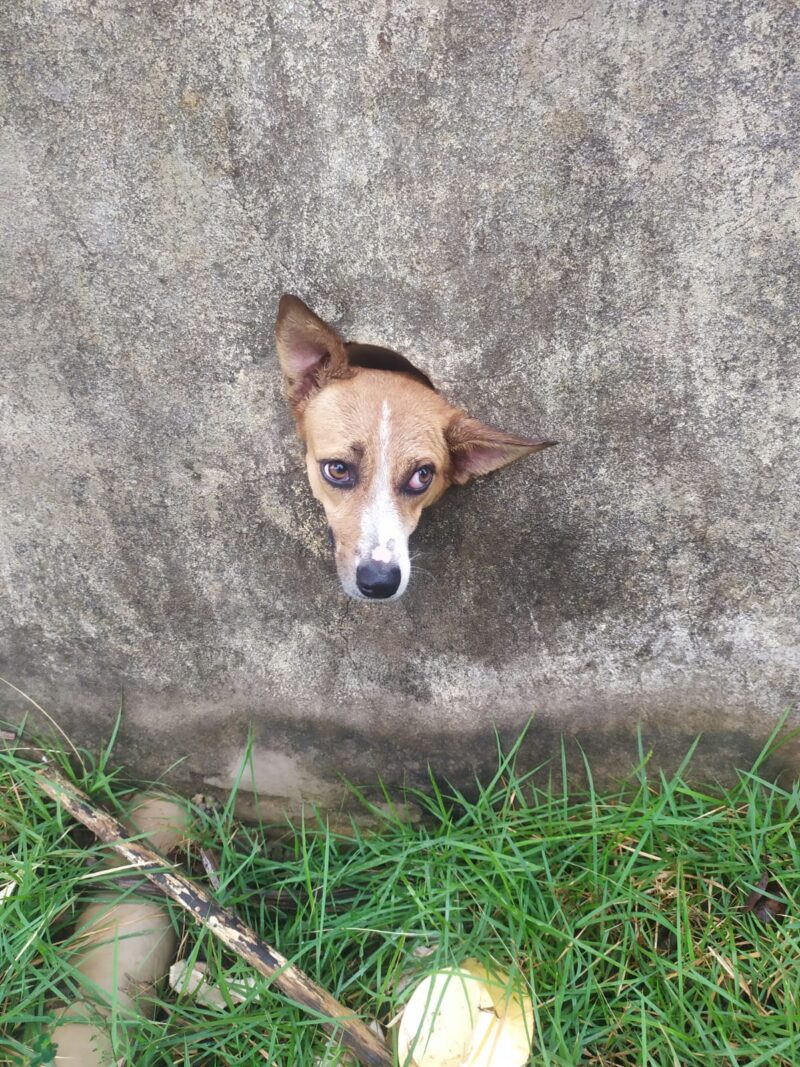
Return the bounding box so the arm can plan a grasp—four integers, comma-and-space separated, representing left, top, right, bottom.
35, 764, 393, 1067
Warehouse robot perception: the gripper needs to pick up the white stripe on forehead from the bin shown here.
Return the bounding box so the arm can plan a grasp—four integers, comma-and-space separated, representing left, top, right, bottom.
359, 400, 400, 558
354, 398, 412, 597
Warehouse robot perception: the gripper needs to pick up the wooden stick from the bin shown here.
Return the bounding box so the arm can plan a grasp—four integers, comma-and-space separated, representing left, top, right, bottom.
35, 764, 393, 1067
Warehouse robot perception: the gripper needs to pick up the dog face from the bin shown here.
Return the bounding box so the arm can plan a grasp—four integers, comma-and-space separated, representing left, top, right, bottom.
275, 295, 556, 601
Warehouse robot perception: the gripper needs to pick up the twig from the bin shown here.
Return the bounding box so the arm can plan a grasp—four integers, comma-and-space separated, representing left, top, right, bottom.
35, 764, 393, 1067
200, 847, 222, 891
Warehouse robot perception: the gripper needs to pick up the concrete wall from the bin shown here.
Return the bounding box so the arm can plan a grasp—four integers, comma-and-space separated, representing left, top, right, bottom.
2, 1, 798, 812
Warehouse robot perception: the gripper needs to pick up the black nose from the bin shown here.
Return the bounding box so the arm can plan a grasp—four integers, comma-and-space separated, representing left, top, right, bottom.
356, 561, 402, 599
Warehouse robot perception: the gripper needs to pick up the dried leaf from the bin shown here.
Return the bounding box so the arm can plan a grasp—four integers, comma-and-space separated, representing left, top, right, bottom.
413, 944, 438, 959
169, 958, 260, 1010
706, 946, 769, 1016
192, 793, 223, 817
169, 960, 228, 1009
744, 872, 786, 923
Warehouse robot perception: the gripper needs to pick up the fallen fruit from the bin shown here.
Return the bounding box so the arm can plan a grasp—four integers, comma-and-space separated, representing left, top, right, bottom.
396, 959, 534, 1067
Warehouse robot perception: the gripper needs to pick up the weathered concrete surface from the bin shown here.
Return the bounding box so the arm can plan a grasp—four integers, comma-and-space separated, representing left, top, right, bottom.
1, 1, 799, 811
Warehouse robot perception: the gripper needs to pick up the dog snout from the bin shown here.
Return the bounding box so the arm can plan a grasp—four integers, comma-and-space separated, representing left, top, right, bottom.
356, 560, 402, 599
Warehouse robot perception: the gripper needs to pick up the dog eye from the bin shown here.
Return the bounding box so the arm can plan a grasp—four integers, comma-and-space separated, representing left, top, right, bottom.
405, 465, 434, 494
321, 460, 354, 488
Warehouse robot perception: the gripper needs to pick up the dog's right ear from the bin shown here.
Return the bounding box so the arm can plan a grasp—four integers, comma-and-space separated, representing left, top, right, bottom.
275, 294, 349, 415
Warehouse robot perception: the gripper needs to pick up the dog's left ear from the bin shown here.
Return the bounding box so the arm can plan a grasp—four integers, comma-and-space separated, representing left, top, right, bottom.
275, 294, 349, 414
446, 414, 557, 485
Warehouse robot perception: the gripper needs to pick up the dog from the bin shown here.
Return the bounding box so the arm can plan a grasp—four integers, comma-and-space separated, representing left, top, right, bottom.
275, 294, 556, 601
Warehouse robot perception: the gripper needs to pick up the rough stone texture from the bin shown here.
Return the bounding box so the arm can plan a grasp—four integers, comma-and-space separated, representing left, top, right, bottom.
1, 1, 799, 812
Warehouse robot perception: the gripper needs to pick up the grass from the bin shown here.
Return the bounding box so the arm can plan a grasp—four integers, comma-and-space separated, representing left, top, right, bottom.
0, 722, 798, 1066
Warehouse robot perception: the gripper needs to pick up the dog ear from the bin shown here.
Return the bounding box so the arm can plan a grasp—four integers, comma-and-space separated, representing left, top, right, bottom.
446, 413, 557, 485
275, 294, 349, 413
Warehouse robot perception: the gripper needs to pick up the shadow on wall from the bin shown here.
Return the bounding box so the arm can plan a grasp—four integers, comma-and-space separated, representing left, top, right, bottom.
115, 704, 800, 825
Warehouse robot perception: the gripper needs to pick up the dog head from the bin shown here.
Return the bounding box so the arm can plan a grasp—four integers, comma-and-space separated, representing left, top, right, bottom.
275, 294, 556, 601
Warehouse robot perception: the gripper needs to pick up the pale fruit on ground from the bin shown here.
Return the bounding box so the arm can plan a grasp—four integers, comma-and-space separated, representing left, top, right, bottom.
52, 795, 189, 1065
396, 958, 534, 1067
